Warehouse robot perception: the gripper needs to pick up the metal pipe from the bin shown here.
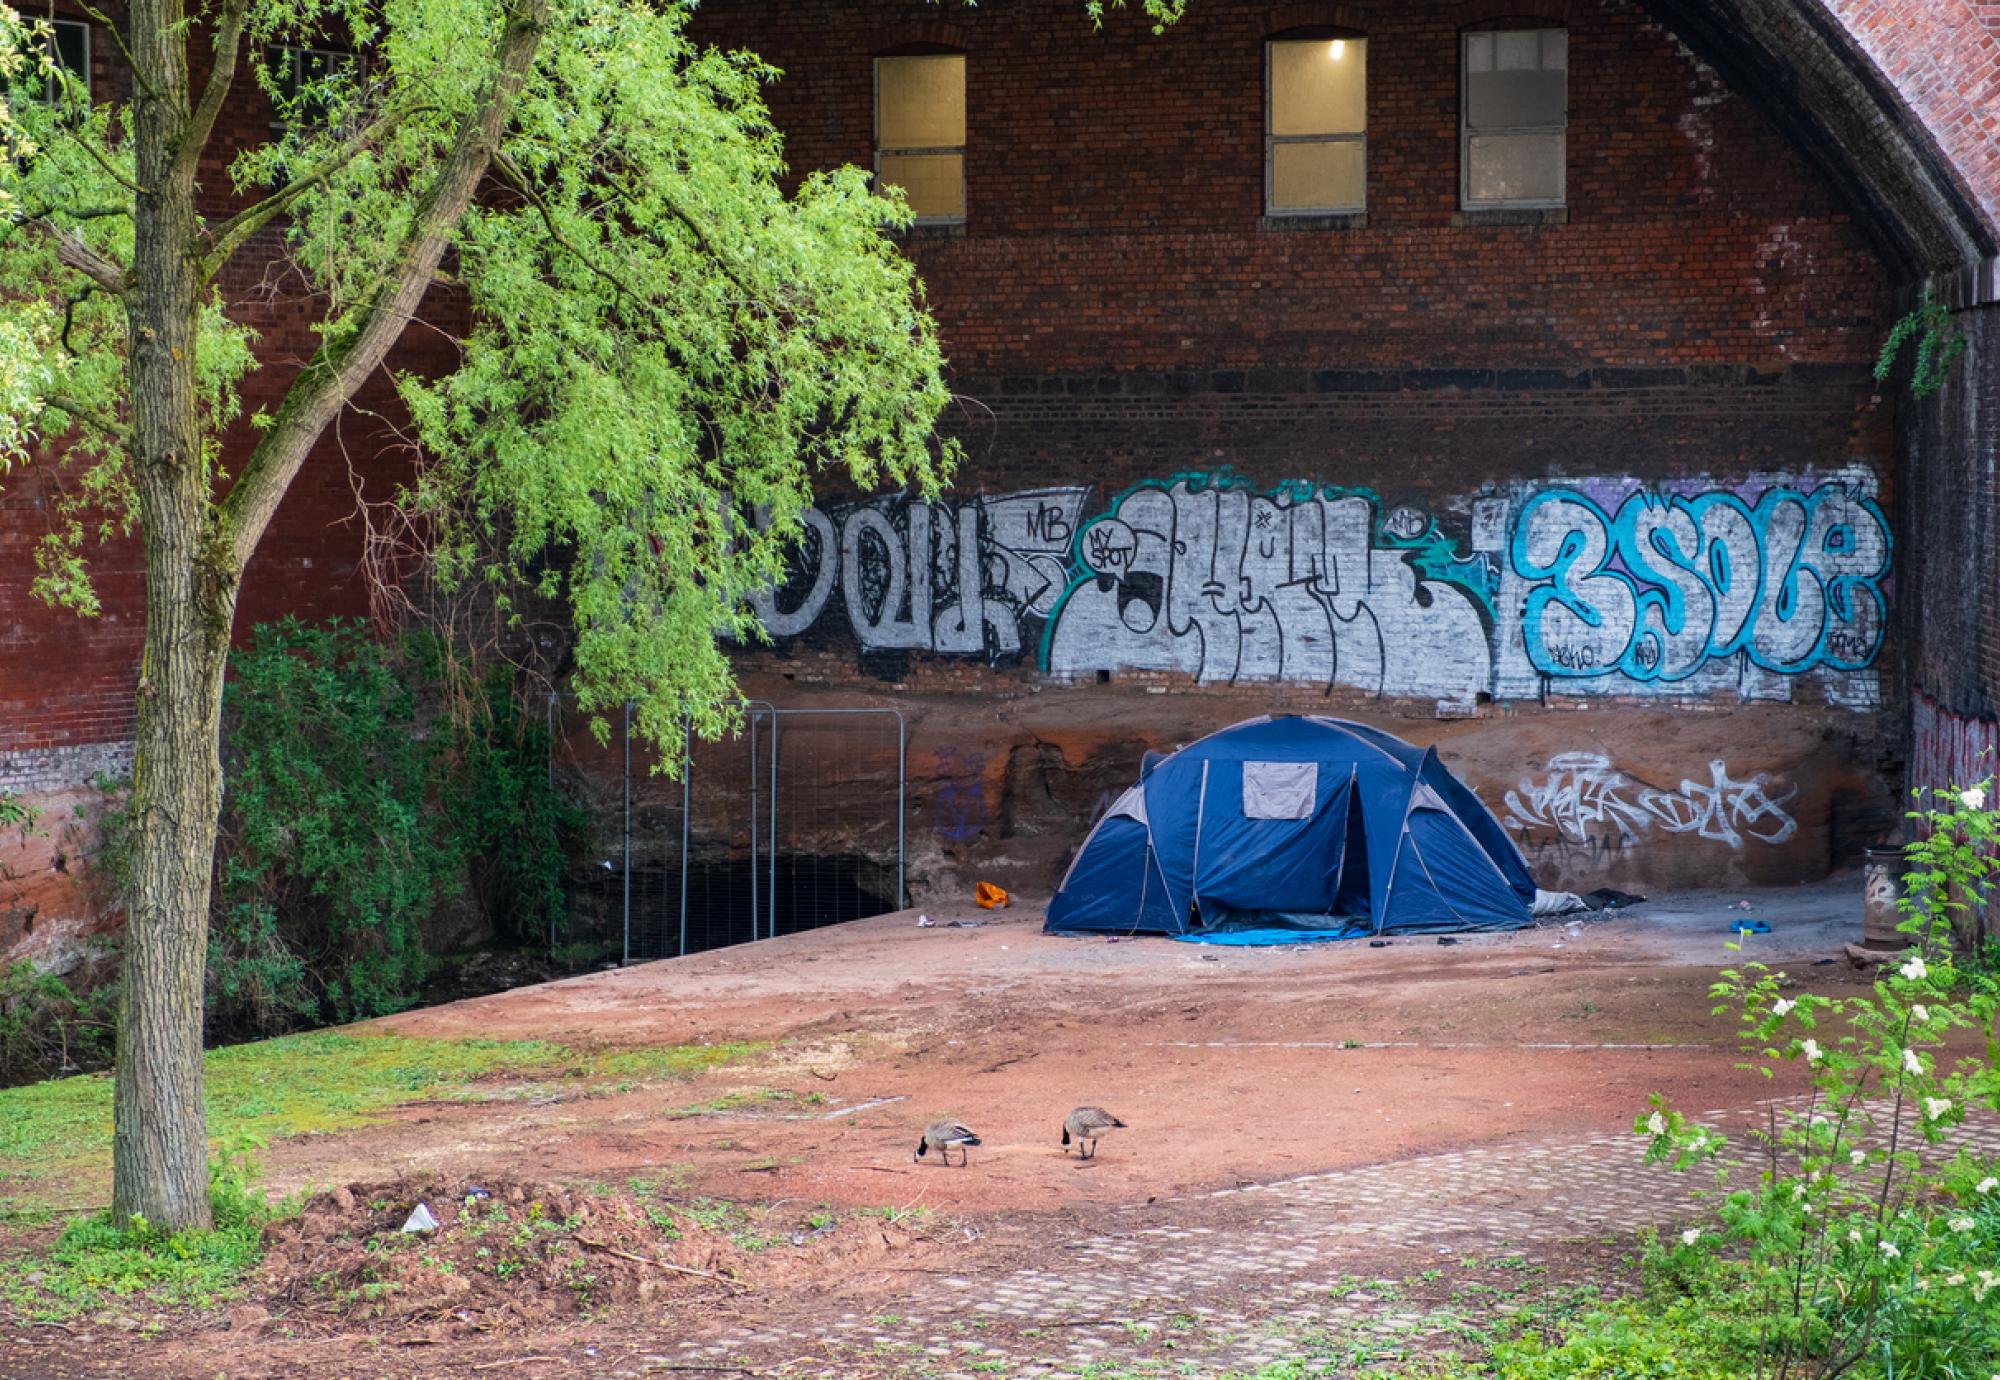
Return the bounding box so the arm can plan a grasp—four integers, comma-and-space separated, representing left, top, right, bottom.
768, 711, 780, 940
621, 699, 632, 968
741, 700, 777, 943
547, 692, 560, 952
679, 716, 691, 959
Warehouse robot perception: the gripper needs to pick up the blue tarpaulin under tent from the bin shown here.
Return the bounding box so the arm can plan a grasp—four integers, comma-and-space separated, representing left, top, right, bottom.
1044, 716, 1537, 942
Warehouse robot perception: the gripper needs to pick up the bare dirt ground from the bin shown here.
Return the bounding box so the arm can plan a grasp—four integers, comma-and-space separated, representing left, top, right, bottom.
1, 877, 1909, 1379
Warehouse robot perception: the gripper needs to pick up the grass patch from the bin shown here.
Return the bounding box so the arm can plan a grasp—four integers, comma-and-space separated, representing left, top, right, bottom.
1, 1149, 275, 1323
0, 1032, 765, 1195
663, 1086, 822, 1119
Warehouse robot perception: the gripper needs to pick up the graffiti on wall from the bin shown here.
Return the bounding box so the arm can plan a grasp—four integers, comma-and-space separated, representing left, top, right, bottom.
1503, 752, 1799, 851
1040, 476, 1496, 705
1911, 690, 1998, 796
749, 470, 1889, 709
1510, 484, 1889, 683
746, 488, 1091, 660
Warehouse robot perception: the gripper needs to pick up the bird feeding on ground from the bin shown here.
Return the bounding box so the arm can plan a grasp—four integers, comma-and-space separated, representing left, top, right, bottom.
914, 1118, 981, 1166
1062, 1106, 1128, 1159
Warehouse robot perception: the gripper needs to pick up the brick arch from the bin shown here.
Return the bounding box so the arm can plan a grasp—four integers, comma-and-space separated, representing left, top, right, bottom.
1261, 5, 1372, 35
1642, 0, 1997, 280
864, 20, 971, 54
1454, 0, 1572, 24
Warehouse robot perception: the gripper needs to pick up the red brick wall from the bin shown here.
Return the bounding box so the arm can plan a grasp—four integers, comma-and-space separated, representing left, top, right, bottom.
692, 0, 1887, 375
1827, 0, 2000, 233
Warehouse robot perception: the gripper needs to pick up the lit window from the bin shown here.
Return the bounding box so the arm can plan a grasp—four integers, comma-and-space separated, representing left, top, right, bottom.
1266, 36, 1367, 215
46, 18, 88, 103
875, 54, 965, 224
1462, 28, 1567, 209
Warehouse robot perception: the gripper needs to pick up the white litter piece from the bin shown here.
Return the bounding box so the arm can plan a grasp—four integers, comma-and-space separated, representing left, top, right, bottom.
401, 1203, 439, 1234
916, 914, 935, 928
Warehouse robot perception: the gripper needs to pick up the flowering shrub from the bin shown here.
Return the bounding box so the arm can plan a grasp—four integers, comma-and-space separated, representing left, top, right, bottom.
1629, 781, 2000, 1378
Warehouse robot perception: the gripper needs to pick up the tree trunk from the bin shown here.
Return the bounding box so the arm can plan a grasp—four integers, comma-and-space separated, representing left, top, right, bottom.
111, 0, 235, 1233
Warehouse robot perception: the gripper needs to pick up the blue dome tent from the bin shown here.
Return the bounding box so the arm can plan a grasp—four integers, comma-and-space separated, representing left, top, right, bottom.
1044, 716, 1535, 940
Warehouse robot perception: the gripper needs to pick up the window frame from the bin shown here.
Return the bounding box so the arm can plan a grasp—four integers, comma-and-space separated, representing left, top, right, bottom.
1459, 26, 1568, 212
872, 52, 967, 228
268, 43, 369, 137
46, 17, 89, 104
1264, 34, 1368, 219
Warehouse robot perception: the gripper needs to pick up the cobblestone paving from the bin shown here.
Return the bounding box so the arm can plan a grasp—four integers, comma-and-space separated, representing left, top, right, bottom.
640, 1104, 2000, 1378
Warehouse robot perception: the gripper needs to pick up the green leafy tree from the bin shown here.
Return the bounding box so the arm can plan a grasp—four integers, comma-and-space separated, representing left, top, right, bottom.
0, 0, 1018, 1230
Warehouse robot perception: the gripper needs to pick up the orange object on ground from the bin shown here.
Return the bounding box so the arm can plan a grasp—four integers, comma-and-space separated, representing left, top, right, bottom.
975, 881, 1010, 910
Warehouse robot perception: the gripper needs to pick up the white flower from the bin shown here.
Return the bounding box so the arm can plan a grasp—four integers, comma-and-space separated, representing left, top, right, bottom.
1979, 1177, 1998, 1195
1949, 1217, 1974, 1233
1924, 1097, 1953, 1121
1960, 787, 1986, 810
1880, 1241, 1901, 1259
1901, 956, 1929, 982
1850, 1149, 1868, 1166
1800, 1039, 1823, 1065
1912, 1004, 1931, 1023
1945, 1272, 1966, 1286
1791, 1184, 1807, 1201
1680, 1227, 1701, 1246
1771, 998, 1795, 1017
1687, 1133, 1707, 1152
1904, 1049, 1924, 1075
1848, 1228, 1864, 1244
1915, 1275, 1929, 1291
1646, 1112, 1667, 1136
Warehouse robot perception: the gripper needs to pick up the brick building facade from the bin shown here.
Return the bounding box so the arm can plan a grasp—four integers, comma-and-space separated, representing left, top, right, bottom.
4, 0, 1999, 965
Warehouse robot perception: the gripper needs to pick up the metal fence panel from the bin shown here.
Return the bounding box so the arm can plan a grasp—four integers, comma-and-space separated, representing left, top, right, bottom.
550, 698, 905, 962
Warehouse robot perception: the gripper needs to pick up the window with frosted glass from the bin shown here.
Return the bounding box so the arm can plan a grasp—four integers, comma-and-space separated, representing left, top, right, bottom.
875, 54, 965, 223
1462, 28, 1567, 209
1266, 36, 1367, 215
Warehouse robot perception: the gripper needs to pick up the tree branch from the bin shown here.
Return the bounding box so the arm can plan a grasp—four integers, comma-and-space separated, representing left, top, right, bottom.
23, 218, 128, 294
69, 2, 163, 105
197, 102, 429, 284
218, 1, 550, 571
173, 0, 251, 185
43, 393, 131, 447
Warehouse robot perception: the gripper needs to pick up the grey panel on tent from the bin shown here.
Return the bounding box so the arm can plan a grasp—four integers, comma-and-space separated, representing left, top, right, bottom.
1242, 760, 1318, 819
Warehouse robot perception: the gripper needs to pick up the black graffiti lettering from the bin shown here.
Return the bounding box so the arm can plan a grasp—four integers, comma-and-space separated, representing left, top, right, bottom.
1025, 502, 1073, 546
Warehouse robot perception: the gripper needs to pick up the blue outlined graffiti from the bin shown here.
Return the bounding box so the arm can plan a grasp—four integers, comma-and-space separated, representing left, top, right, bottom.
1037, 472, 1495, 706
1509, 483, 1889, 683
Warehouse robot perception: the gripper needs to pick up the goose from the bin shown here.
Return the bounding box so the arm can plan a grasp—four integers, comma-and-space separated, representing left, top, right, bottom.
1062, 1106, 1127, 1160
914, 1118, 981, 1166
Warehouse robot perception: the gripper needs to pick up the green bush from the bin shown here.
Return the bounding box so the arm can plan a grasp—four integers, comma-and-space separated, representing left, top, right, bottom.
196, 618, 583, 1036
1628, 779, 2000, 1380
0, 961, 114, 1085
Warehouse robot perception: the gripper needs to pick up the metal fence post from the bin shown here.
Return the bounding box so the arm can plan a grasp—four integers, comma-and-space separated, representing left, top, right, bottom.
621, 700, 632, 968
679, 717, 691, 959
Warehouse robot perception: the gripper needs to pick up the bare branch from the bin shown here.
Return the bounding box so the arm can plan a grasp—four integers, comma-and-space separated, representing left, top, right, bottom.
22, 217, 128, 294
174, 0, 251, 184
197, 102, 428, 284
43, 393, 131, 447
218, 0, 550, 570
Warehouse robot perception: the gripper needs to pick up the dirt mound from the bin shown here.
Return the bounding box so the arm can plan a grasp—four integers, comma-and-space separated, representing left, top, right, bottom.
258, 1175, 937, 1336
